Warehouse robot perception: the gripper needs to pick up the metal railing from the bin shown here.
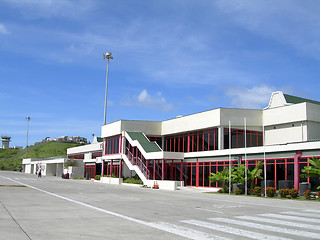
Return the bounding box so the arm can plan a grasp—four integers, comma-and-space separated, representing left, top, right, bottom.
126, 147, 150, 179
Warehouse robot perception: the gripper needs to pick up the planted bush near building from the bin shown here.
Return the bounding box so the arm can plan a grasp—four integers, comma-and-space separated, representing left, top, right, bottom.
253, 186, 261, 196
304, 190, 311, 199
265, 187, 276, 197
289, 188, 299, 199
279, 188, 289, 198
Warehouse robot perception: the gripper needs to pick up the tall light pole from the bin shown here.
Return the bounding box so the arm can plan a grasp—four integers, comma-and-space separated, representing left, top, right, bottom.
103, 52, 113, 125
26, 116, 30, 158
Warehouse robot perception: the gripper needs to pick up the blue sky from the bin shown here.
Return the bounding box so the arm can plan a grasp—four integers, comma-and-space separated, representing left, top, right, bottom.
1, 0, 320, 148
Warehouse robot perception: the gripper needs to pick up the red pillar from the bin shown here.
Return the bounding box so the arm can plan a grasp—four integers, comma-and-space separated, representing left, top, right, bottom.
162, 159, 165, 180
110, 160, 113, 177
153, 160, 156, 180
294, 150, 302, 189
102, 160, 105, 177
119, 159, 122, 178
180, 160, 183, 181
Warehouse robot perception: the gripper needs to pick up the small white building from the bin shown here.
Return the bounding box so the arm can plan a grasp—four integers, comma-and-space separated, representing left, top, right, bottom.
22, 157, 84, 178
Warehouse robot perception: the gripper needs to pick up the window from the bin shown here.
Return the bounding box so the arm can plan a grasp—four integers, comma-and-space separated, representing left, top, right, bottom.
104, 135, 121, 155
224, 128, 263, 149
164, 128, 218, 153
68, 154, 84, 159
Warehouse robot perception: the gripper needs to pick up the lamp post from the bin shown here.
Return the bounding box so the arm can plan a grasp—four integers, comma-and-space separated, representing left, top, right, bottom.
26, 116, 30, 158
103, 52, 113, 125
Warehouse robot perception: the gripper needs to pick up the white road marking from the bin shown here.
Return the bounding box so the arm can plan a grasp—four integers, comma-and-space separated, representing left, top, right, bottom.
151, 222, 230, 240
237, 215, 320, 231
154, 201, 174, 205
304, 209, 320, 213
281, 211, 320, 219
194, 207, 223, 214
181, 219, 290, 240
260, 213, 320, 223
210, 217, 320, 239
1, 176, 225, 240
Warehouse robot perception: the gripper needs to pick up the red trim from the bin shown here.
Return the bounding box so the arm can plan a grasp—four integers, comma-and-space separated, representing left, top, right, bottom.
294, 150, 302, 189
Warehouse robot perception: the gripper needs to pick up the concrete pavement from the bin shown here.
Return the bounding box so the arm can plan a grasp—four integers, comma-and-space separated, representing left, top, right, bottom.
0, 171, 319, 240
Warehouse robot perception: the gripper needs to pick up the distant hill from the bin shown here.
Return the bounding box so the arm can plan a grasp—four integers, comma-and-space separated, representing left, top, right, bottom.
0, 142, 84, 171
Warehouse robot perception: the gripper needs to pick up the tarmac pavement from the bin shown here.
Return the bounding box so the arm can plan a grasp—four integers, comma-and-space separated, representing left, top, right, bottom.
0, 171, 319, 240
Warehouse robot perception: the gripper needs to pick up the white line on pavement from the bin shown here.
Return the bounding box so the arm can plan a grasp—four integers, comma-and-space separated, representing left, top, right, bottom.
1, 176, 225, 240
260, 213, 320, 223
210, 217, 320, 239
281, 211, 320, 219
182, 219, 290, 240
236, 215, 320, 231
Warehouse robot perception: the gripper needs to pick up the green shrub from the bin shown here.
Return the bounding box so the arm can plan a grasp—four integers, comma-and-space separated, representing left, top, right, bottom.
316, 191, 320, 199
289, 188, 299, 199
265, 187, 276, 197
217, 188, 224, 193
95, 175, 101, 180
253, 186, 261, 196
279, 188, 290, 198
304, 190, 311, 200
123, 176, 143, 185
234, 189, 242, 195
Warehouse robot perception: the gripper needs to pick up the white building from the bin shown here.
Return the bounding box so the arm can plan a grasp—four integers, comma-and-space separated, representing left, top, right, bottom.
63, 91, 320, 191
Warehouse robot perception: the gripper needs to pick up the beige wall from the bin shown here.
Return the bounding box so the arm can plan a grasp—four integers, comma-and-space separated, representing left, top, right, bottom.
220, 108, 262, 129
101, 121, 122, 138
265, 123, 305, 145
162, 108, 221, 135
121, 120, 162, 136
307, 121, 320, 141
263, 103, 307, 126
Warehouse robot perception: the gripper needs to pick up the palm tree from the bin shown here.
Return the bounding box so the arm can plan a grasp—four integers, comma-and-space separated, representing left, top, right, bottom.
209, 167, 234, 193
247, 161, 263, 194
301, 157, 320, 190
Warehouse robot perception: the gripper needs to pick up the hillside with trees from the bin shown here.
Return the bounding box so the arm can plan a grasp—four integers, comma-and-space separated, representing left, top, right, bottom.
0, 142, 83, 171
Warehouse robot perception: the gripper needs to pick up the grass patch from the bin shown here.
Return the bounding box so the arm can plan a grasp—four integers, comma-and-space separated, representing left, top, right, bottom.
0, 142, 84, 171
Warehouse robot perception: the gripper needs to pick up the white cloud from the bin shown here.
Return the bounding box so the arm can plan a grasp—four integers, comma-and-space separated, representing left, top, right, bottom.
124, 89, 174, 112
0, 23, 10, 35
225, 85, 276, 109
215, 0, 320, 59
3, 0, 94, 19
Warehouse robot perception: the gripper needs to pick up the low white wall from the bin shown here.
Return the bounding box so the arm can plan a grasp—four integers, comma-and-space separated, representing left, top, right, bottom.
101, 177, 123, 185
24, 164, 31, 174
145, 180, 183, 191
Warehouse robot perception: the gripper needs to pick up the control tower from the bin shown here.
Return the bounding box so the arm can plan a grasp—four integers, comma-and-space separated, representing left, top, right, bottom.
1, 136, 11, 149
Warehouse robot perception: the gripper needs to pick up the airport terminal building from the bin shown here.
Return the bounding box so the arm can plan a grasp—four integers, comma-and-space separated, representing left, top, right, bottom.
67, 91, 320, 190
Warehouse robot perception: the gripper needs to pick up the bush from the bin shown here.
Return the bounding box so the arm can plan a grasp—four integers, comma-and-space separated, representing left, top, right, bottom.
234, 189, 242, 195
316, 191, 320, 199
253, 186, 261, 196
265, 187, 276, 197
304, 190, 311, 200
279, 188, 289, 198
95, 175, 101, 180
289, 188, 299, 199
123, 176, 143, 185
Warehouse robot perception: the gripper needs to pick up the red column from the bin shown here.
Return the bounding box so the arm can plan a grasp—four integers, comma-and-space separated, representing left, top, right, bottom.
102, 160, 105, 177
153, 160, 156, 180
119, 159, 122, 178
110, 160, 113, 177
162, 159, 165, 180
180, 160, 183, 181
294, 151, 302, 189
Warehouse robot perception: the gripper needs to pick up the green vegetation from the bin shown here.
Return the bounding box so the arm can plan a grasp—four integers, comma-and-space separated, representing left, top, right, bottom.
209, 162, 264, 194
301, 157, 320, 190
123, 175, 143, 185
0, 142, 84, 171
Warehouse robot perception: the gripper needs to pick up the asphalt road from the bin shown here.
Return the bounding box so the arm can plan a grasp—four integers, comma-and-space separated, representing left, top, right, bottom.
0, 171, 319, 240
